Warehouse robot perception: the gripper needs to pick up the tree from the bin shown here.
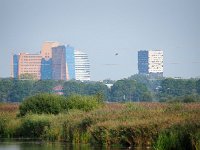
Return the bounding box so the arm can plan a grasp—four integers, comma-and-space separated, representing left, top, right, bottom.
0, 79, 13, 102
8, 80, 34, 102
83, 82, 109, 100
197, 79, 200, 95
160, 78, 196, 97
63, 81, 85, 96
31, 80, 56, 95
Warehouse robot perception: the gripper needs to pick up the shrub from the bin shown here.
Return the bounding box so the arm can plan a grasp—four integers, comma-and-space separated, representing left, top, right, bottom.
19, 93, 65, 116
0, 113, 8, 137
65, 94, 103, 112
154, 125, 197, 150
19, 93, 103, 116
20, 114, 51, 138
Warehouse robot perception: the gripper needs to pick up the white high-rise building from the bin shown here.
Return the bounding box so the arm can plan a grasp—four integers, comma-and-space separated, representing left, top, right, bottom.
74, 50, 90, 81
138, 50, 163, 77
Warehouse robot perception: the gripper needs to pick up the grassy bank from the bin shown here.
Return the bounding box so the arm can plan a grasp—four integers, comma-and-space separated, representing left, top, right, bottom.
0, 102, 200, 149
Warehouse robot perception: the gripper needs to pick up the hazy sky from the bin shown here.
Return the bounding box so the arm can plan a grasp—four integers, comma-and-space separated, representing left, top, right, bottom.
0, 0, 200, 80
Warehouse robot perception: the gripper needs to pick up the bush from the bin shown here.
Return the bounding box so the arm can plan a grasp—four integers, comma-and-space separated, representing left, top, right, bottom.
0, 113, 8, 137
65, 94, 103, 112
20, 114, 51, 138
154, 125, 198, 150
19, 93, 65, 116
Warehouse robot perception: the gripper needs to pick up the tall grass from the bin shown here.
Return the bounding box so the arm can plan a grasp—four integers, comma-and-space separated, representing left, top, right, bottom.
0, 102, 200, 149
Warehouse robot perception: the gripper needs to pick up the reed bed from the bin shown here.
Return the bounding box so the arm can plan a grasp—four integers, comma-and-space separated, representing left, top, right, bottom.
0, 102, 200, 149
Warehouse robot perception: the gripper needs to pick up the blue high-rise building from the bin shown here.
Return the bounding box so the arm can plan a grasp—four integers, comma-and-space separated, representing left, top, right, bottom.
41, 58, 52, 80
13, 54, 19, 79
66, 45, 75, 80
138, 50, 149, 74
138, 50, 163, 78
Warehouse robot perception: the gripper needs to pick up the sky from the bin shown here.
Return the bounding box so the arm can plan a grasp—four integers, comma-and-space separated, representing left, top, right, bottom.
0, 0, 200, 81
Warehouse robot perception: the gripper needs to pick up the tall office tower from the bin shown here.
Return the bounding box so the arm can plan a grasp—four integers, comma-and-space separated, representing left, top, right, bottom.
66, 45, 75, 80
17, 53, 42, 79
41, 58, 52, 80
41, 41, 60, 59
138, 50, 163, 77
12, 54, 19, 78
74, 50, 90, 81
41, 41, 60, 80
52, 46, 67, 80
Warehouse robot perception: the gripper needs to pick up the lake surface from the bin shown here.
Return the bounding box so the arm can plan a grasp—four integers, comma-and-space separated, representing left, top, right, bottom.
0, 142, 94, 150
0, 141, 131, 150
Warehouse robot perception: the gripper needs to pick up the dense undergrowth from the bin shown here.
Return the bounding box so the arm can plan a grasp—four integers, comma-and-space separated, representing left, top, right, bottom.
0, 96, 200, 149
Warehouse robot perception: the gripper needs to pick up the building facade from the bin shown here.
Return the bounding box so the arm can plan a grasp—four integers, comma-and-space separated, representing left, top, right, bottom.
11, 42, 90, 81
40, 42, 60, 80
41, 41, 60, 59
12, 54, 19, 78
138, 50, 149, 74
52, 45, 67, 80
41, 58, 52, 80
17, 53, 42, 79
138, 50, 163, 77
74, 50, 90, 81
66, 45, 75, 80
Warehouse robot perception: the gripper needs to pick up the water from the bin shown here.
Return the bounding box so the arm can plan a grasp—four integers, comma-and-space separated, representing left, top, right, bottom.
0, 140, 130, 150
0, 141, 95, 150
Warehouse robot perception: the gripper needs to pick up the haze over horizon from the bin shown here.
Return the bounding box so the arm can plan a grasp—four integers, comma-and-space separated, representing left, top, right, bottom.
0, 0, 200, 81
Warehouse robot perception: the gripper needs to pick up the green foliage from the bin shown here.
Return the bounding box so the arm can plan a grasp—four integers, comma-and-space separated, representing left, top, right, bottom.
19, 93, 65, 116
79, 117, 93, 131
8, 80, 34, 102
63, 81, 85, 96
111, 79, 136, 101
197, 79, 200, 95
0, 112, 21, 138
0, 76, 200, 103
19, 93, 103, 116
0, 79, 13, 102
110, 79, 152, 102
0, 113, 8, 137
65, 94, 103, 112
63, 81, 109, 100
31, 80, 56, 95
160, 94, 200, 103
20, 114, 51, 138
160, 78, 197, 97
154, 126, 197, 150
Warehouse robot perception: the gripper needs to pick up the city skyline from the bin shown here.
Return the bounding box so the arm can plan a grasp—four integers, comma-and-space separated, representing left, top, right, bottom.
11, 41, 91, 81
0, 0, 200, 80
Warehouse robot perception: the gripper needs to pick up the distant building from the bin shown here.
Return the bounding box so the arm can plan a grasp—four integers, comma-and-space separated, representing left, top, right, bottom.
41, 58, 52, 80
41, 41, 60, 60
17, 53, 42, 79
40, 42, 60, 80
105, 83, 113, 89
12, 54, 19, 78
74, 50, 90, 81
138, 50, 163, 77
53, 85, 64, 95
11, 42, 90, 81
66, 45, 75, 80
52, 45, 67, 80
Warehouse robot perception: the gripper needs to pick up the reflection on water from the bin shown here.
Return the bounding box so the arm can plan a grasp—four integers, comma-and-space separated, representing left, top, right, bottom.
0, 142, 93, 150
0, 141, 129, 150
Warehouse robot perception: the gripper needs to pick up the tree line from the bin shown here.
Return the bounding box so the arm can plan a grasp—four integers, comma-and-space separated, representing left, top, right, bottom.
0, 75, 200, 102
